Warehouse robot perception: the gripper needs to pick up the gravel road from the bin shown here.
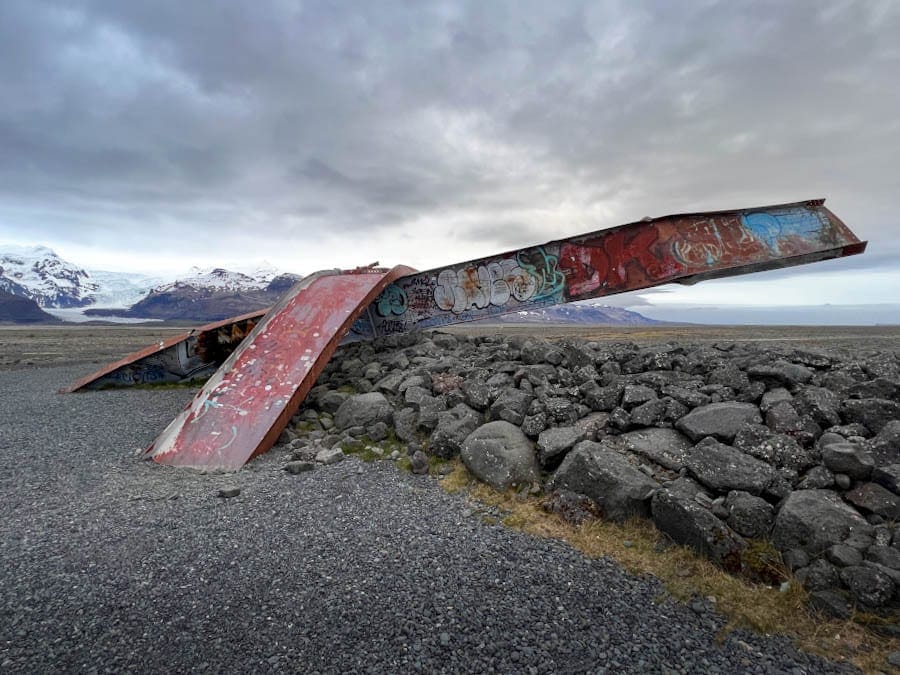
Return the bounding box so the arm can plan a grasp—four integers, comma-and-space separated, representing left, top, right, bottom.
0, 364, 857, 673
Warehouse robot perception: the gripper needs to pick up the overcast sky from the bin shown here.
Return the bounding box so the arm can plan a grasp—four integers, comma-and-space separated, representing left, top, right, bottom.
1, 0, 897, 315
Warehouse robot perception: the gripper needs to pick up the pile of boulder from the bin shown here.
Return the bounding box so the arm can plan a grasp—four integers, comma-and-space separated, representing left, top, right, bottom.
280, 330, 899, 623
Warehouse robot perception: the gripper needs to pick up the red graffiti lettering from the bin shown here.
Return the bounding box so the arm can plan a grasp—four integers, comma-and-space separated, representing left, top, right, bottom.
559, 243, 608, 296
560, 226, 674, 299
603, 228, 666, 286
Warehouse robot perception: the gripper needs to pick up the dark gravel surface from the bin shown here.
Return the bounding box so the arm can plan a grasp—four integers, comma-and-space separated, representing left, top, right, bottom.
0, 365, 858, 674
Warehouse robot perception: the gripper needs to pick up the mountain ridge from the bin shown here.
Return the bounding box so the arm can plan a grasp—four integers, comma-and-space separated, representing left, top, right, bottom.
0, 244, 662, 326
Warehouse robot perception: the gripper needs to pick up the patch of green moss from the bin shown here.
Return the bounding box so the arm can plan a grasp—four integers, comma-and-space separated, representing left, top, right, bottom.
740, 540, 788, 586
293, 420, 317, 434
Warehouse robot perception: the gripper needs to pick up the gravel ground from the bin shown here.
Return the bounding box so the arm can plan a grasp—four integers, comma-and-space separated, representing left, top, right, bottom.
0, 364, 858, 674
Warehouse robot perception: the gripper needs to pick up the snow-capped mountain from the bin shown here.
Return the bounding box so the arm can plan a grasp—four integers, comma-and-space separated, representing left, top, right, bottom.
0, 245, 303, 322
86, 270, 166, 308
487, 303, 662, 325
0, 245, 99, 308
153, 264, 279, 294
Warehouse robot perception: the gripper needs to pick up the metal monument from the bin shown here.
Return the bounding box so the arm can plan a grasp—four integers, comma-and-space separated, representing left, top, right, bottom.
63, 199, 866, 470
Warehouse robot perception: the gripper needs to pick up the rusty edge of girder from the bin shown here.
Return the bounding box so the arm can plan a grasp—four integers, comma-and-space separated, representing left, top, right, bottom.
57, 309, 268, 393
60, 197, 866, 393
143, 265, 417, 469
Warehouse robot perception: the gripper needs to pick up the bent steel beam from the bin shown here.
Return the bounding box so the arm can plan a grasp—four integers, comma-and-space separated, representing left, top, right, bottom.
143, 266, 415, 470
58, 310, 266, 393
61, 198, 865, 394
354, 198, 864, 337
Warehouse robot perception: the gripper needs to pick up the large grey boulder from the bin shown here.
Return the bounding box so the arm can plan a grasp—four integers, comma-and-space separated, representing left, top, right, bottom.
772, 490, 873, 555
651, 489, 745, 571
724, 490, 775, 539
872, 464, 900, 495
620, 428, 693, 471
461, 421, 539, 490
867, 420, 900, 467
488, 389, 533, 426
684, 437, 776, 496
841, 398, 900, 435
821, 442, 874, 480
334, 392, 394, 431
317, 390, 350, 414
845, 482, 900, 520
429, 403, 482, 458
848, 377, 900, 400
676, 402, 762, 443
840, 565, 896, 607
747, 361, 814, 387
793, 386, 842, 428
549, 441, 659, 522
393, 407, 418, 443
536, 426, 586, 467
581, 382, 623, 412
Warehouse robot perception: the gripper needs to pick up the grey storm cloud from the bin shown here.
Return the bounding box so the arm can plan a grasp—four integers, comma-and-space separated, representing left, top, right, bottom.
0, 0, 897, 263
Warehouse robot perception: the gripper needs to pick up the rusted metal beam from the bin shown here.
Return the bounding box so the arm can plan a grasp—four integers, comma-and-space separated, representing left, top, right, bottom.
61, 198, 865, 394
58, 310, 266, 393
355, 199, 865, 337
143, 266, 415, 470
65, 198, 865, 470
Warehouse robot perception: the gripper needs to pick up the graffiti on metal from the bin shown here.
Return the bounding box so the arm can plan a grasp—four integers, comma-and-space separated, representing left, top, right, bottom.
61, 312, 265, 392
365, 201, 860, 336
144, 267, 415, 470
61, 199, 864, 394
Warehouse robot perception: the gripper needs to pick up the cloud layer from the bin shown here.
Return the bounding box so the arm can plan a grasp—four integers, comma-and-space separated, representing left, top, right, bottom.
1, 0, 897, 287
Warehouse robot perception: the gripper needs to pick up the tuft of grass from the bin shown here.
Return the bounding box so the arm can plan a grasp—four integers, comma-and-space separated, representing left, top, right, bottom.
439, 459, 898, 673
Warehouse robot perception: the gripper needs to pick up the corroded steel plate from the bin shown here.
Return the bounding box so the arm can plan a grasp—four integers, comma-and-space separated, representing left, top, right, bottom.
143, 266, 415, 470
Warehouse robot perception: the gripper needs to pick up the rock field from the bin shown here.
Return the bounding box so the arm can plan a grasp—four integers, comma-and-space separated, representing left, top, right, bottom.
283, 330, 899, 627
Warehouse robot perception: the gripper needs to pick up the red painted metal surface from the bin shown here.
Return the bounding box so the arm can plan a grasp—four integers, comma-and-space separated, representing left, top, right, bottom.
144, 266, 415, 470
62, 198, 864, 393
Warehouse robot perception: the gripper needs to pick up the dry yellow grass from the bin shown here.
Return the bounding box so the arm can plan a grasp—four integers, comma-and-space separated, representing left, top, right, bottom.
440, 460, 898, 673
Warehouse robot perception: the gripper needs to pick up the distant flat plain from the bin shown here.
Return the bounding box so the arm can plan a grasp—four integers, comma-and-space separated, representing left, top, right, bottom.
0, 323, 897, 371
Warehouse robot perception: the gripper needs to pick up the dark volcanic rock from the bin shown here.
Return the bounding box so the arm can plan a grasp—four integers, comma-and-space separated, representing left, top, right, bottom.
845, 482, 900, 520
334, 393, 394, 431
550, 441, 659, 522
867, 420, 900, 467
676, 402, 762, 443
429, 404, 482, 459
795, 559, 840, 591
684, 437, 776, 496
747, 361, 814, 388
840, 398, 900, 435
724, 490, 775, 539
536, 426, 586, 467
764, 401, 804, 434
460, 421, 539, 489
489, 389, 533, 426
840, 565, 895, 607
651, 490, 745, 571
793, 387, 842, 428
620, 428, 693, 471
821, 442, 874, 480
807, 590, 852, 620
872, 464, 900, 495
772, 490, 873, 555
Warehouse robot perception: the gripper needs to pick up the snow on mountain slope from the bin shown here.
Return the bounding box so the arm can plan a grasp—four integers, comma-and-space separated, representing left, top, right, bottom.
86, 270, 165, 308
0, 245, 99, 308
153, 264, 278, 293
490, 302, 662, 325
